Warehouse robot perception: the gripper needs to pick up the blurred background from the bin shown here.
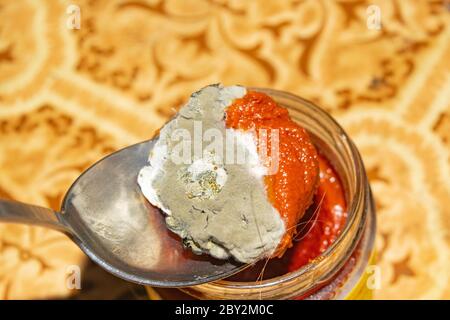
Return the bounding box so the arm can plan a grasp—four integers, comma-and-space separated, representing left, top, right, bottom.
0, 0, 449, 299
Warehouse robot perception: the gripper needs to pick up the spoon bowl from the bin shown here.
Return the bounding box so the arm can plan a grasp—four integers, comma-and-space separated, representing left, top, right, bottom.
0, 139, 243, 287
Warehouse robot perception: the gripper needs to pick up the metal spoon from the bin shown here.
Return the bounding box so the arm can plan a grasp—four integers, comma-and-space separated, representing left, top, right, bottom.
0, 139, 243, 287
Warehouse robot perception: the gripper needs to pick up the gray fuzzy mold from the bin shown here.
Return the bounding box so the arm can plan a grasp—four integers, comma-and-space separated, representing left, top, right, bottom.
138, 84, 285, 263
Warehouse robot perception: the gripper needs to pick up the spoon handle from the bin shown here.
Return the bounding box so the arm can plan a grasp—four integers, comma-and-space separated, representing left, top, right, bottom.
0, 199, 71, 234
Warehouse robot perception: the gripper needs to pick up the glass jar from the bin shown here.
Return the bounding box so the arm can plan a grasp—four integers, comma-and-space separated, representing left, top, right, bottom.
146, 88, 376, 300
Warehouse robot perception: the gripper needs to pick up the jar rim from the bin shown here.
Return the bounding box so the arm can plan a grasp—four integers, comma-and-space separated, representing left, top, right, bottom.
189, 88, 368, 297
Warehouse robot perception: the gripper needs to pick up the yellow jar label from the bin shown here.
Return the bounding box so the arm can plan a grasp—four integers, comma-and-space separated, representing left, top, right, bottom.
146, 286, 163, 300
344, 250, 377, 300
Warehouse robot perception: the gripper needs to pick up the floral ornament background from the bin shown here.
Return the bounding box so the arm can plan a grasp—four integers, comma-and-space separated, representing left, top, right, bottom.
0, 0, 449, 299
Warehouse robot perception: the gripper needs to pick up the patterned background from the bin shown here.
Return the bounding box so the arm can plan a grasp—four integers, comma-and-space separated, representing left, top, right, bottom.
0, 0, 449, 299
